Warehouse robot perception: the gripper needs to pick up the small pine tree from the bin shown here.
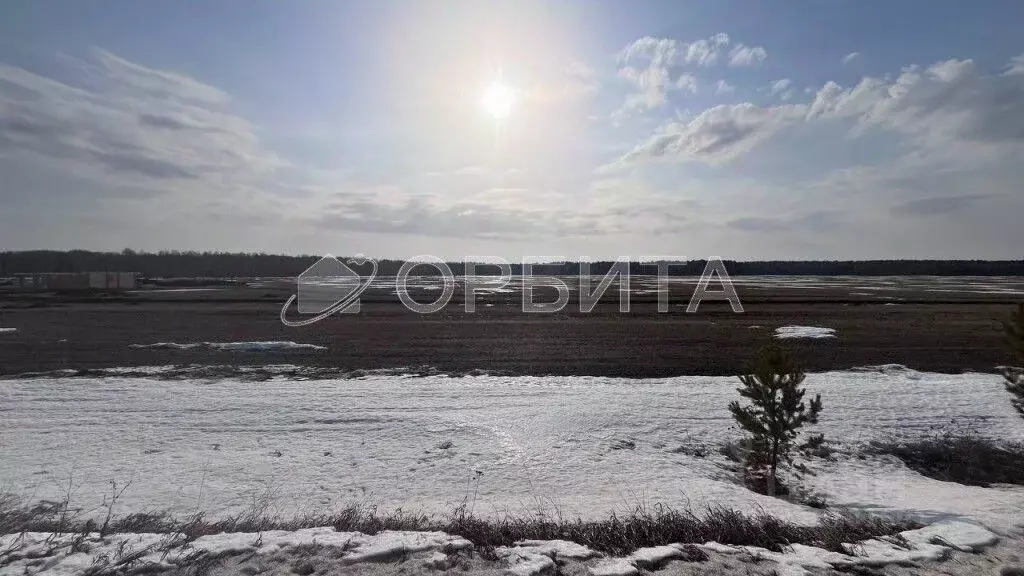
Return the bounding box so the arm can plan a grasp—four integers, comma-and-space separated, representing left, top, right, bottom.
729, 345, 822, 496
1004, 303, 1024, 417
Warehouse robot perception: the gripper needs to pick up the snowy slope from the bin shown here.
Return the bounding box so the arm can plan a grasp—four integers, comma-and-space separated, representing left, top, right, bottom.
1, 366, 1022, 531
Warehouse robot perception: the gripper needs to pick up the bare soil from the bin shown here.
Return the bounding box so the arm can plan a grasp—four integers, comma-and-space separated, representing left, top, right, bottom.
0, 281, 1018, 377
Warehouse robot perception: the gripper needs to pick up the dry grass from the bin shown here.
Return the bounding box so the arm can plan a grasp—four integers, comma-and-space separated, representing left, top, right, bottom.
867, 433, 1024, 487
0, 495, 918, 557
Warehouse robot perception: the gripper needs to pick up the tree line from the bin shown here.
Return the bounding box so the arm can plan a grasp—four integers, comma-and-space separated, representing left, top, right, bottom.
1, 250, 1023, 278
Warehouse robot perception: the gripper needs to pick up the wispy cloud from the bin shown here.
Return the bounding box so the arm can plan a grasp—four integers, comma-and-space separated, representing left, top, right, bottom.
728, 44, 768, 67
0, 48, 281, 193
612, 102, 805, 166
890, 194, 993, 217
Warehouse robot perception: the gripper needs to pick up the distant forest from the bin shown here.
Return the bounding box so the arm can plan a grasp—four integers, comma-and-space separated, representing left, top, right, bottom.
2, 250, 1024, 277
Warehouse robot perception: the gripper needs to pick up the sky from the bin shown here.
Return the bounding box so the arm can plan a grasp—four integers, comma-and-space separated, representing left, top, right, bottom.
1, 0, 1023, 260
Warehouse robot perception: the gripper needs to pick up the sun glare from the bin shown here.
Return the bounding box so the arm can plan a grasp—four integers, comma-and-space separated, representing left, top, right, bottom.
481, 81, 515, 119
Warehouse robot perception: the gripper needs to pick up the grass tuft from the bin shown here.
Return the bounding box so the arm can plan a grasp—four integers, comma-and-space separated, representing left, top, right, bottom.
867, 434, 1024, 487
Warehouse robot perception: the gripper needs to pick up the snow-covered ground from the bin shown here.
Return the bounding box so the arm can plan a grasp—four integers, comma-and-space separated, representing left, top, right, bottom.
0, 521, 1010, 576
1, 367, 1023, 533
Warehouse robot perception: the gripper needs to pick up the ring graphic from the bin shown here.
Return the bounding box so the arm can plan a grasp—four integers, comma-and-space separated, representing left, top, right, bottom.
280, 254, 378, 327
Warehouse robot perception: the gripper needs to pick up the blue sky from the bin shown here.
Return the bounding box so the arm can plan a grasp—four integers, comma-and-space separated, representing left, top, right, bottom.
1, 0, 1023, 259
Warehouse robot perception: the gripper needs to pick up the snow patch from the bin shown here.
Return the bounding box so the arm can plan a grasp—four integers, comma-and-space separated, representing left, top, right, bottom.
128, 341, 326, 352
514, 539, 600, 559
588, 558, 638, 576
0, 522, 1003, 576
774, 325, 836, 339
628, 545, 682, 568
0, 528, 471, 576
689, 521, 999, 576
499, 548, 557, 576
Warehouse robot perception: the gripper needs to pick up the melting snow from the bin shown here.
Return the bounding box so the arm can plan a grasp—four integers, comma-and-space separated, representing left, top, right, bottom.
774, 325, 837, 339
128, 341, 326, 351
0, 509, 1006, 576
1, 368, 1023, 533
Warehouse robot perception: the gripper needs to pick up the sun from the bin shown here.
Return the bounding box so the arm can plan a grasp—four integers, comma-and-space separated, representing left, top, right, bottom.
480, 81, 515, 119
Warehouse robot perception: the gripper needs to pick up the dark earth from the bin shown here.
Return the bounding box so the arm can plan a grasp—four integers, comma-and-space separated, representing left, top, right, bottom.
0, 278, 1021, 378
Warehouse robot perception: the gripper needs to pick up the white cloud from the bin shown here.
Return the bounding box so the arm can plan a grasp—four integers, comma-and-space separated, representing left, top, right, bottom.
616, 53, 1024, 170
675, 74, 698, 94
841, 52, 861, 65
1004, 53, 1024, 76
715, 80, 736, 95
683, 38, 722, 67
806, 57, 1024, 153
616, 33, 743, 113
614, 102, 806, 165
769, 79, 792, 96
617, 65, 676, 109
728, 45, 767, 67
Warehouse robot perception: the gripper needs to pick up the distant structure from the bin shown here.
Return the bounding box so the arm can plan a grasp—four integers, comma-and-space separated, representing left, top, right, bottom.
14, 272, 137, 291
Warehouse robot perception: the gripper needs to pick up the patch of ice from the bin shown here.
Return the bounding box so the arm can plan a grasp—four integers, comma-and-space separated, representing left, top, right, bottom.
128, 341, 326, 352
774, 325, 836, 339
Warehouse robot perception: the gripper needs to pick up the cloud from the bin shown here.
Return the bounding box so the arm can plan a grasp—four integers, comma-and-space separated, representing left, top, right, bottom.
675, 74, 698, 94
890, 194, 993, 217
615, 33, 739, 112
616, 52, 1024, 168
715, 80, 735, 95
613, 102, 806, 166
87, 49, 229, 104
806, 57, 1024, 151
617, 65, 681, 110
728, 45, 767, 67
728, 211, 842, 233
0, 49, 280, 193
1005, 53, 1024, 76
310, 190, 633, 240
767, 79, 796, 101
768, 79, 794, 100
841, 52, 861, 65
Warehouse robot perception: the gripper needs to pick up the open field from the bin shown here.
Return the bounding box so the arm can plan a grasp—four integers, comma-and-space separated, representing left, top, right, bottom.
1, 276, 1023, 377
3, 276, 1024, 575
